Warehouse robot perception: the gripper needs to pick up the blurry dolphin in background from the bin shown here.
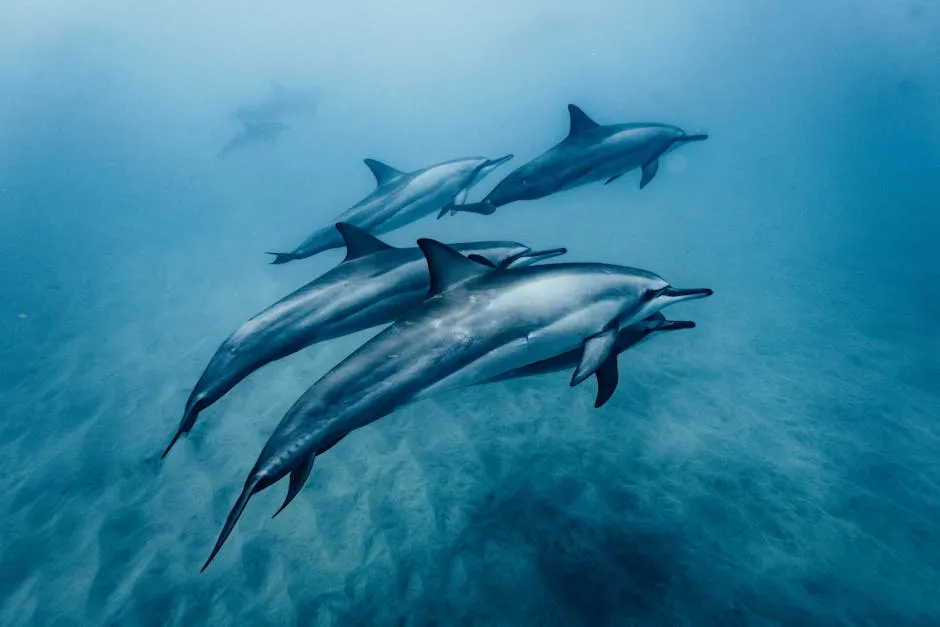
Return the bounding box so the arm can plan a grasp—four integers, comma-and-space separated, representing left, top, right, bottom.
235, 81, 324, 124
217, 120, 289, 160
440, 104, 708, 218
162, 223, 565, 458
197, 239, 713, 570
266, 154, 514, 265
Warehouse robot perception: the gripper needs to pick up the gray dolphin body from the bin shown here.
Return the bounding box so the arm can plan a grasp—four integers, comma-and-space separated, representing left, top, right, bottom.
199, 239, 713, 569
485, 312, 695, 407
266, 154, 514, 264
163, 223, 564, 458
218, 120, 289, 160
439, 104, 708, 218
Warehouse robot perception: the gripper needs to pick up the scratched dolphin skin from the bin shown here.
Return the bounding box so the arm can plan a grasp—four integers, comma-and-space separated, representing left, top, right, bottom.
162, 223, 565, 458
266, 154, 513, 264
199, 239, 712, 570
439, 104, 708, 218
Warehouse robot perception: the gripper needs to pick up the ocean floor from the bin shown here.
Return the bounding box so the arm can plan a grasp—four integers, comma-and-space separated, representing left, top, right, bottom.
1, 180, 939, 627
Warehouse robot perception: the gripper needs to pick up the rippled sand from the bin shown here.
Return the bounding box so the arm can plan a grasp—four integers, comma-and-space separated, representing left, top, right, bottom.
1, 193, 938, 626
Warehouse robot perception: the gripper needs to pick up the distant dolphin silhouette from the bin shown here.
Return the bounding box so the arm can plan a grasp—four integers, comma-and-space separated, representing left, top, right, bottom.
235, 81, 322, 124
440, 104, 708, 218
217, 120, 289, 160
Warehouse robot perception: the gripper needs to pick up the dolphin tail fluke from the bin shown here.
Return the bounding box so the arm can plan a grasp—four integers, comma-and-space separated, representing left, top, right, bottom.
266, 251, 297, 265
202, 476, 263, 572
439, 201, 496, 219
272, 454, 316, 518
162, 398, 205, 459
162, 429, 185, 460
436, 203, 454, 219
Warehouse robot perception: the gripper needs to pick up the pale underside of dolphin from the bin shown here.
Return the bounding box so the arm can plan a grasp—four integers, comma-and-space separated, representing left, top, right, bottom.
266, 153, 514, 265
438, 103, 709, 218
198, 239, 713, 570
162, 222, 565, 458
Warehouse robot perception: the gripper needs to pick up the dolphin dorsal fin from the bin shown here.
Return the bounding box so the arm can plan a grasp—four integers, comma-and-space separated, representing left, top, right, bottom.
335, 222, 395, 262
418, 238, 492, 297
363, 158, 404, 186
567, 104, 600, 137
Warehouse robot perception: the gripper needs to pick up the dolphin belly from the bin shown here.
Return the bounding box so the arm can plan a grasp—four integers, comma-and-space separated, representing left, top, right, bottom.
373, 186, 463, 234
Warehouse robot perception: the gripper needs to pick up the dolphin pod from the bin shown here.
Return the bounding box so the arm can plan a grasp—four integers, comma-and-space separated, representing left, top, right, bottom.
199, 240, 713, 570
265, 154, 514, 264
172, 97, 714, 571
163, 223, 565, 458
438, 104, 708, 218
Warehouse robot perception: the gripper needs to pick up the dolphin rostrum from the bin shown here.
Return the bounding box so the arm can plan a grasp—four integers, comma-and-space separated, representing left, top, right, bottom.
218, 120, 289, 160
266, 154, 514, 264
439, 104, 708, 218
162, 223, 565, 458
198, 239, 713, 570
485, 312, 695, 407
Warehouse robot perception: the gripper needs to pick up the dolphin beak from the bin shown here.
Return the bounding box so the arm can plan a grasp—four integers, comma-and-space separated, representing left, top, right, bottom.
663, 287, 713, 299
483, 154, 514, 170
505, 246, 568, 268
675, 133, 709, 143
657, 320, 696, 332
656, 287, 714, 307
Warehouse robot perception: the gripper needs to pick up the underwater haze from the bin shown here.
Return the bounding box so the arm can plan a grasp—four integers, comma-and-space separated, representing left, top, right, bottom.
2, 0, 939, 625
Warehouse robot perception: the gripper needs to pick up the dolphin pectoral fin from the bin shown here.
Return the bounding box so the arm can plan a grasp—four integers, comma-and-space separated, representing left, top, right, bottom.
640, 159, 659, 189
571, 328, 618, 387
454, 186, 470, 206
605, 173, 624, 185
593, 354, 619, 408
272, 455, 316, 518
202, 477, 263, 572
335, 222, 395, 262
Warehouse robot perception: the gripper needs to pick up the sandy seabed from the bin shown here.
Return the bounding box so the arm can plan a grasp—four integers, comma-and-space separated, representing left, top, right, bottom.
1, 208, 938, 627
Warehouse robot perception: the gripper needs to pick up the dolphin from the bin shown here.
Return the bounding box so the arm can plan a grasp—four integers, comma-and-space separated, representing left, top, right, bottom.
198, 239, 713, 570
438, 104, 708, 218
162, 223, 565, 458
235, 81, 323, 124
265, 154, 514, 264
484, 312, 695, 407
218, 120, 289, 160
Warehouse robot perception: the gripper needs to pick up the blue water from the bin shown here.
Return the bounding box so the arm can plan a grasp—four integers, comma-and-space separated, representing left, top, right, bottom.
2, 1, 939, 625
